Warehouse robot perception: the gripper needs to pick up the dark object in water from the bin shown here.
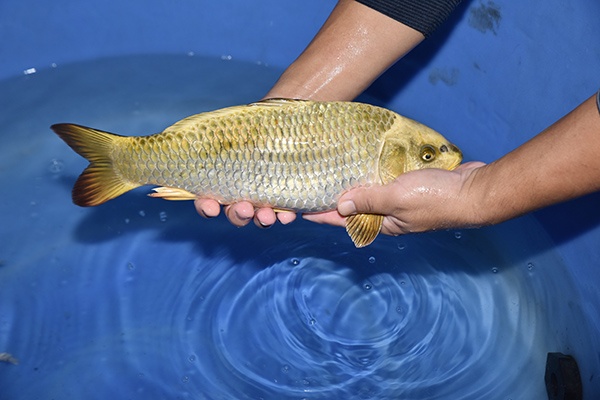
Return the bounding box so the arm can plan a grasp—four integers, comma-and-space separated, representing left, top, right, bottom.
545, 352, 583, 400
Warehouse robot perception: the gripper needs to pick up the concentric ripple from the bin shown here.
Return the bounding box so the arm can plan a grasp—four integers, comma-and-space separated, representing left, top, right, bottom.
169, 236, 543, 399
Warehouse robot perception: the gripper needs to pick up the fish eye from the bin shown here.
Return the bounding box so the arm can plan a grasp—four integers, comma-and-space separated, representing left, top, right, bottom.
420, 145, 436, 162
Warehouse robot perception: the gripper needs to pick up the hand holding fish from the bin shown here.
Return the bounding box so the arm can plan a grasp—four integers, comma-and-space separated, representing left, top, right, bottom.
53, 99, 461, 248
303, 162, 485, 234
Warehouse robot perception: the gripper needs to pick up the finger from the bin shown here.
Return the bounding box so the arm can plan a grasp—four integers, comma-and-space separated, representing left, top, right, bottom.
276, 211, 297, 225
302, 210, 346, 227
224, 201, 255, 227
253, 207, 277, 228
337, 185, 393, 217
194, 198, 221, 218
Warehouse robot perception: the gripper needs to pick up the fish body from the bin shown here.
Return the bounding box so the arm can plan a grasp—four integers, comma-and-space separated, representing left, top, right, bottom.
52, 99, 462, 247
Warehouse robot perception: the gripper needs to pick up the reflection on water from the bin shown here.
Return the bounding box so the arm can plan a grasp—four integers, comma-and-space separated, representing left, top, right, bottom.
0, 56, 596, 399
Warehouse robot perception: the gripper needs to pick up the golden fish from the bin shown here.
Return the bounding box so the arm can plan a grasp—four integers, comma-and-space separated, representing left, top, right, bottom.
51, 99, 462, 247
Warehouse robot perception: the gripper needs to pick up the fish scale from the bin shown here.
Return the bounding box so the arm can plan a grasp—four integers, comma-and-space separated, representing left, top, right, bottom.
51, 99, 462, 247
111, 102, 384, 211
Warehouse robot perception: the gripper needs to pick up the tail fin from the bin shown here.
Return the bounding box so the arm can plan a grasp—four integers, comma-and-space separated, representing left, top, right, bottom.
51, 123, 141, 206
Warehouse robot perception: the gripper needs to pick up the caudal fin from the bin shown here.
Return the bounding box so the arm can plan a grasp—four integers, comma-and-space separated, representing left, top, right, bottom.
51, 123, 140, 206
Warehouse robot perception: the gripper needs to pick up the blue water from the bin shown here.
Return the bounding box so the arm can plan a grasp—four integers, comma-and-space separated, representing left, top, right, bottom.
0, 55, 596, 399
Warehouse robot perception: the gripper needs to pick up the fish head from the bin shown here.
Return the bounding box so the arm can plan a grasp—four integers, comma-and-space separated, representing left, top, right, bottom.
378, 116, 462, 184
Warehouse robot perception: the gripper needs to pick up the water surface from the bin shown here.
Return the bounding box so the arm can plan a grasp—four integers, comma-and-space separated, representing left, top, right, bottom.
0, 55, 595, 399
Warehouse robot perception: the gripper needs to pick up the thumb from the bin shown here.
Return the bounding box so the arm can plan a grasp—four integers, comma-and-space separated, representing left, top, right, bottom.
337, 185, 391, 217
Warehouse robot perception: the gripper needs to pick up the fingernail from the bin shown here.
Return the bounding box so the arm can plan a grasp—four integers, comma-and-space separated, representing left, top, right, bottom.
337, 200, 356, 216
234, 211, 251, 222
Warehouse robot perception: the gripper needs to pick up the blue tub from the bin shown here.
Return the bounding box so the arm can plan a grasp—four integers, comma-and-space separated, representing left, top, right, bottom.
1, 0, 599, 398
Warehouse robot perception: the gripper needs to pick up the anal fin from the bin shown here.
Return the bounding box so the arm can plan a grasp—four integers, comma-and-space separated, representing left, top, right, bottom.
148, 187, 197, 201
272, 207, 295, 213
346, 213, 384, 248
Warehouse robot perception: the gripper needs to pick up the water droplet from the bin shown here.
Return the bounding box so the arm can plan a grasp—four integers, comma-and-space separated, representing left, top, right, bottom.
527, 262, 534, 271
127, 262, 135, 270
181, 375, 189, 383
281, 364, 290, 373
400, 280, 406, 286
159, 211, 168, 222
396, 306, 404, 314
138, 210, 146, 217
290, 258, 300, 266
188, 355, 196, 363
491, 267, 499, 274
454, 231, 462, 239
47, 159, 64, 174
308, 318, 316, 326
397, 242, 407, 250
364, 283, 372, 290
368, 256, 376, 264
51, 62, 58, 68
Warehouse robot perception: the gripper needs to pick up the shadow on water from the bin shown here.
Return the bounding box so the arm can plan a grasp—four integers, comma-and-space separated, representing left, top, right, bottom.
69, 184, 376, 265
534, 191, 600, 246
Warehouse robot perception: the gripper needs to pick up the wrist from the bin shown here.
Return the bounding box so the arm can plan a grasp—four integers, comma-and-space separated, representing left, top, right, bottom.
454, 163, 500, 228
460, 161, 526, 228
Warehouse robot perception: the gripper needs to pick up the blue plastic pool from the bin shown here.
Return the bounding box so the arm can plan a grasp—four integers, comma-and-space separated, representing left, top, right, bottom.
1, 1, 599, 398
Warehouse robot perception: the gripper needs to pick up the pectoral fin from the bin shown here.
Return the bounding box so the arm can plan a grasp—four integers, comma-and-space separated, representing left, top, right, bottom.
148, 187, 197, 201
345, 213, 384, 248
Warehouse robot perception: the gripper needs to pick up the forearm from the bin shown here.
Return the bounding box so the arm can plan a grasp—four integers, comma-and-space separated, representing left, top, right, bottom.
469, 94, 600, 225
264, 0, 424, 101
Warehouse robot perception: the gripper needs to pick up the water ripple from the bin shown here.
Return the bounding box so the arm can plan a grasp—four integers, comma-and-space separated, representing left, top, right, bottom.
160, 239, 544, 399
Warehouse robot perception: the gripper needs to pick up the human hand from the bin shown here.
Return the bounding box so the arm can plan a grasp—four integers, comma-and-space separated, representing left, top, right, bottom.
303, 162, 487, 235
194, 199, 297, 228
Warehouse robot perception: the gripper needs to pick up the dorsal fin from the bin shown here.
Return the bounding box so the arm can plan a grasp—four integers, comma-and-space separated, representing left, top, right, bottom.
162, 104, 252, 133
162, 99, 311, 134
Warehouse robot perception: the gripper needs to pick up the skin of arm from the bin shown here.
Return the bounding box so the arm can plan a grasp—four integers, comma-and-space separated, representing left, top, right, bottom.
194, 0, 425, 227
304, 94, 600, 234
